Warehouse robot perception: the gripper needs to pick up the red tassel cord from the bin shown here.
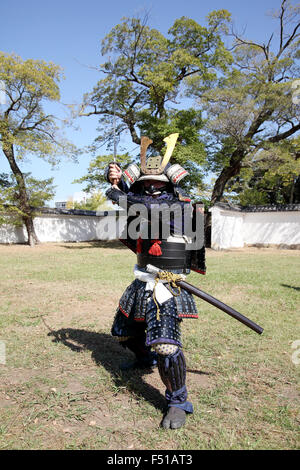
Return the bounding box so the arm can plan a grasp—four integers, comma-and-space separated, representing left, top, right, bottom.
148, 240, 162, 256
136, 237, 143, 254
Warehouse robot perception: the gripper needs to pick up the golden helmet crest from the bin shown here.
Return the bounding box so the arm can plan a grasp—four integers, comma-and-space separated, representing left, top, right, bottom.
122, 133, 189, 186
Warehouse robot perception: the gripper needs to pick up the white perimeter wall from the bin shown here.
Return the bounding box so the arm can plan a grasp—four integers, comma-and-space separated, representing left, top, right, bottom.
1, 209, 299, 249
210, 206, 300, 250
0, 214, 127, 244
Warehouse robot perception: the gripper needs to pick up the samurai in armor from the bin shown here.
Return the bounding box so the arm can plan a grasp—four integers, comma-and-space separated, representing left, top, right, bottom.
105, 134, 206, 429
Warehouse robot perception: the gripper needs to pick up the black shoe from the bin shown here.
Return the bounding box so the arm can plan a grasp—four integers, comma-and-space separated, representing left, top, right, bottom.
162, 406, 186, 429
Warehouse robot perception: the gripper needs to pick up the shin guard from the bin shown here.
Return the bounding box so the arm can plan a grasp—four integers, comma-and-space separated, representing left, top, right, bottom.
157, 348, 193, 413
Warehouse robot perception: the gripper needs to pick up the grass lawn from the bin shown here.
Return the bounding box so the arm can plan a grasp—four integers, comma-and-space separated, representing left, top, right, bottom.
0, 242, 299, 450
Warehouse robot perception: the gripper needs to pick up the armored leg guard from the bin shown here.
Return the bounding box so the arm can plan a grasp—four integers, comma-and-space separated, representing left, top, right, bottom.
157, 348, 193, 429
120, 335, 157, 370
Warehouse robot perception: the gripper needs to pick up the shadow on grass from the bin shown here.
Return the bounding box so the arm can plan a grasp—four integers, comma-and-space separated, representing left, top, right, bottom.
60, 240, 127, 250
47, 328, 166, 413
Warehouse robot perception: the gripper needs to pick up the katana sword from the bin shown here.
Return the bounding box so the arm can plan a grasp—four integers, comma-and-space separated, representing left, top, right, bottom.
113, 65, 117, 166
111, 58, 118, 186
146, 264, 264, 335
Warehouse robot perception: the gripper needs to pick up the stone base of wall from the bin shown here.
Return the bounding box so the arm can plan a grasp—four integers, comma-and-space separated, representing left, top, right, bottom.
246, 243, 300, 250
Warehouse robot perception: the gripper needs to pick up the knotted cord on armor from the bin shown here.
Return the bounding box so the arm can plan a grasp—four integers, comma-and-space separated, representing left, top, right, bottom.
153, 271, 184, 321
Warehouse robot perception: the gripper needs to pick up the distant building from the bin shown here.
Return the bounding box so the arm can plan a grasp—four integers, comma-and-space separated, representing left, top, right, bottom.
55, 201, 67, 209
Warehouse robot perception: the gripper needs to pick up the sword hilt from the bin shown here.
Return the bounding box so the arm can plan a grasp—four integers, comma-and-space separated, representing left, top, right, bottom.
146, 264, 161, 274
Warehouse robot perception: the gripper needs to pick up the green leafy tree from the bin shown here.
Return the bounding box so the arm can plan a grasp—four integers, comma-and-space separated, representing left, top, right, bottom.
73, 153, 132, 193
227, 137, 300, 205
79, 12, 232, 193
0, 52, 75, 245
65, 197, 74, 210
0, 172, 20, 224
189, 0, 300, 205
0, 172, 56, 225
73, 191, 111, 211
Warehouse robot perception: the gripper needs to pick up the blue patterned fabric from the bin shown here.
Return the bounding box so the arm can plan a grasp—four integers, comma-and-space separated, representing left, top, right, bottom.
118, 278, 198, 320
112, 277, 198, 347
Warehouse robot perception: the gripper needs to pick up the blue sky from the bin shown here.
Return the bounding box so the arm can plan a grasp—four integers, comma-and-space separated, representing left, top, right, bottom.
0, 0, 286, 205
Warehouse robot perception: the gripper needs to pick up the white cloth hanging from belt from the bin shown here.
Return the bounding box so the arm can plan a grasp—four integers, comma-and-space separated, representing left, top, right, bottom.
133, 264, 173, 305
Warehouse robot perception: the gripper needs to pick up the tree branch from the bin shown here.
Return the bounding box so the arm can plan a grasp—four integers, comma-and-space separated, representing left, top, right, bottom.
277, 22, 300, 58
230, 30, 269, 61
4, 88, 25, 117
279, 0, 286, 52
268, 122, 300, 143
276, 0, 300, 58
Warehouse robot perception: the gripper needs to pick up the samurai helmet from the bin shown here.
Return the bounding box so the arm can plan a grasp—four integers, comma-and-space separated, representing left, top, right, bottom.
122, 133, 189, 186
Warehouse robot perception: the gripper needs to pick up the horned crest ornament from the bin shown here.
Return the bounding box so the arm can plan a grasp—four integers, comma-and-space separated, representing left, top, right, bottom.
140, 133, 178, 175
123, 133, 189, 186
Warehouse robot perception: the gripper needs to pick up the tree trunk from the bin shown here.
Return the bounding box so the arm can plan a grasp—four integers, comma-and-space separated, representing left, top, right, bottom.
294, 176, 300, 204
23, 216, 39, 246
210, 153, 244, 206
2, 143, 39, 246
210, 109, 277, 207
